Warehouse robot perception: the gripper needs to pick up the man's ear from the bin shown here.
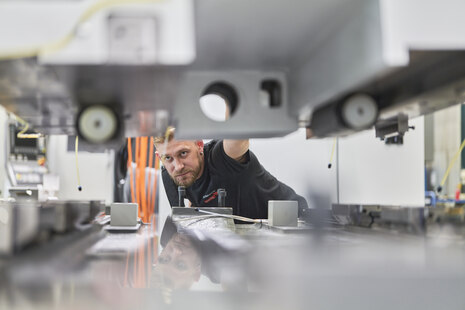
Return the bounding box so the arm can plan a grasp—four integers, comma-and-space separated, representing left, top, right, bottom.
155, 151, 163, 164
196, 140, 204, 150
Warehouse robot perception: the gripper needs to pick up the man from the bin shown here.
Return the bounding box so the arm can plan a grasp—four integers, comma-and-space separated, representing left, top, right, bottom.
155, 216, 226, 288
153, 232, 202, 290
155, 128, 308, 219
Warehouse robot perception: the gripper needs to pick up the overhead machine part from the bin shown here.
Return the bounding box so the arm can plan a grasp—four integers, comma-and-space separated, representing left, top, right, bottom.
307, 94, 379, 138
1, 1, 465, 141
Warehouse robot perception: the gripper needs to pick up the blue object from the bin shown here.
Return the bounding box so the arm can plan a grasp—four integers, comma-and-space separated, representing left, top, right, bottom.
425, 191, 437, 207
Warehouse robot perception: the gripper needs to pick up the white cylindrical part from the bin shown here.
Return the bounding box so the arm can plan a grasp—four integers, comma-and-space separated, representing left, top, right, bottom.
78, 105, 118, 143
341, 94, 378, 129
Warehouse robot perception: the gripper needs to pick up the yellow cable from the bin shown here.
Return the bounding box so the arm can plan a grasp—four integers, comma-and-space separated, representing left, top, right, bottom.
75, 136, 82, 191
0, 0, 163, 60
439, 137, 465, 191
328, 137, 337, 169
15, 114, 42, 139
17, 121, 29, 136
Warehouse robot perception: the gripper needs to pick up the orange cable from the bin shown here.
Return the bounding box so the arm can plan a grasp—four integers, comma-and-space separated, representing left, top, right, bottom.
139, 137, 147, 221
136, 246, 141, 287
123, 252, 130, 287
155, 152, 160, 170
138, 137, 143, 220
147, 237, 152, 281
137, 243, 145, 287
139, 137, 144, 218
141, 249, 145, 287
140, 137, 144, 215
140, 137, 148, 222
133, 248, 137, 288
135, 137, 141, 215
148, 137, 154, 221
127, 138, 136, 203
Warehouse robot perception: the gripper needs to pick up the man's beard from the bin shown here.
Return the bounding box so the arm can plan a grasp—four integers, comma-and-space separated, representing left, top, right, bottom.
170, 154, 203, 187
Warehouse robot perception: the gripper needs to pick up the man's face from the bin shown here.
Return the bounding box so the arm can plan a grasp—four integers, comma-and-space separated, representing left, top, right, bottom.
153, 234, 201, 289
157, 140, 204, 187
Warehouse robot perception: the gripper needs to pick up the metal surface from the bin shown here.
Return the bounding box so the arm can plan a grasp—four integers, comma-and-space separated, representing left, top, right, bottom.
332, 203, 433, 234
2, 1, 465, 141
110, 202, 138, 226
0, 200, 103, 255
174, 70, 297, 139
171, 207, 233, 216
40, 200, 103, 233
8, 187, 39, 200
268, 200, 298, 227
375, 113, 411, 142
2, 210, 465, 309
332, 203, 380, 227
380, 205, 426, 232
0, 201, 39, 255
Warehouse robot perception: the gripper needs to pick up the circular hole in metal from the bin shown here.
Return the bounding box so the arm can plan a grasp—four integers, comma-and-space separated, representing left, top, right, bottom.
200, 82, 238, 122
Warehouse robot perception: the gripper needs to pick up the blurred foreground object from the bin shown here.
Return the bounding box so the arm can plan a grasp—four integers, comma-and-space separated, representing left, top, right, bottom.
2, 1, 465, 145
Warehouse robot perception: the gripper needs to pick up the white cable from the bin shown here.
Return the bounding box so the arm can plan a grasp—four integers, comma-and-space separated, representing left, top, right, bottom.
172, 213, 262, 224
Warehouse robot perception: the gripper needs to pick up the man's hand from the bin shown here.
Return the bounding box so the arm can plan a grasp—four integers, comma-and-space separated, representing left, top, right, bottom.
223, 139, 249, 163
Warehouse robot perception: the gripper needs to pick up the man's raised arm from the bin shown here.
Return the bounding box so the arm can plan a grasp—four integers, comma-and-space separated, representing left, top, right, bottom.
223, 139, 249, 163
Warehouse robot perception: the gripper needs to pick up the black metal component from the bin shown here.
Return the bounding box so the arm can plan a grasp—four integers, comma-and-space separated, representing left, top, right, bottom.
308, 93, 378, 138
260, 79, 282, 108
375, 113, 410, 144
178, 186, 186, 207
385, 135, 404, 144
307, 100, 348, 138
218, 188, 226, 207
331, 204, 381, 227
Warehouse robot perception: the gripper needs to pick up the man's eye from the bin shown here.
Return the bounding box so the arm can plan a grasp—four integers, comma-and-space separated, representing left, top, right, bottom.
158, 256, 170, 264
180, 151, 188, 157
175, 260, 187, 271
164, 156, 172, 162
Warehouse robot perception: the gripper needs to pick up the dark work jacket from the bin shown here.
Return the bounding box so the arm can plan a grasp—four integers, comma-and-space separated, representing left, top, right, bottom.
161, 140, 308, 219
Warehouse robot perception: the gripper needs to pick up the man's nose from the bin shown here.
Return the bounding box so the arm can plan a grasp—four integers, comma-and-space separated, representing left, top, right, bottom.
172, 246, 182, 255
173, 158, 184, 171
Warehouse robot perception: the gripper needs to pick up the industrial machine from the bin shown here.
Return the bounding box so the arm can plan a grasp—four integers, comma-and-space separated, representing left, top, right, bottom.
6, 123, 49, 198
